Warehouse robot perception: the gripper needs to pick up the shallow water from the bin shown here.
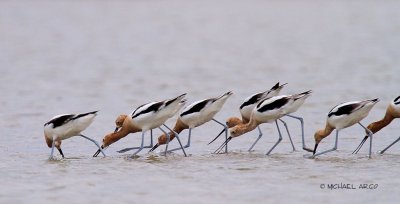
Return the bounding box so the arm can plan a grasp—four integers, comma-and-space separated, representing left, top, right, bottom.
1, 0, 400, 203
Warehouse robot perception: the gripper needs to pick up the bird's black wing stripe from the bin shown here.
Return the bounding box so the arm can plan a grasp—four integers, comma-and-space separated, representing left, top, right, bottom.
72, 111, 98, 120
240, 93, 264, 109
270, 82, 280, 90
165, 98, 176, 107
131, 104, 146, 117
180, 99, 213, 117
165, 96, 178, 107
132, 101, 164, 118
293, 90, 312, 101
328, 103, 362, 117
44, 114, 74, 128
165, 93, 186, 107
394, 96, 400, 105
258, 97, 289, 113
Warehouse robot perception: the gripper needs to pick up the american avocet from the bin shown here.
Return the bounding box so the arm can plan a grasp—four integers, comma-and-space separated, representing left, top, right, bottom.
208, 83, 288, 147
93, 114, 143, 157
44, 111, 105, 160
95, 94, 188, 158
215, 91, 312, 155
353, 96, 400, 154
311, 98, 379, 158
149, 91, 233, 153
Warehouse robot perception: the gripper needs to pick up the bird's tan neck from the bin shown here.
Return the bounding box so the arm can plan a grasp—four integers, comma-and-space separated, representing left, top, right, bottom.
367, 110, 394, 134
174, 118, 189, 133
44, 134, 62, 148
107, 127, 131, 145
104, 121, 141, 146
45, 135, 53, 148
233, 119, 259, 138
241, 116, 250, 124
315, 123, 335, 144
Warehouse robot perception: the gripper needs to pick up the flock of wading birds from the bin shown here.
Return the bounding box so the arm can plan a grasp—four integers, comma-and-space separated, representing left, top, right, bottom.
43, 83, 400, 160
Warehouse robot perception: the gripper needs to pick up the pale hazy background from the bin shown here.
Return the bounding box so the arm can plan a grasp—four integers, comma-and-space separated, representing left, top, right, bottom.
1, 0, 399, 203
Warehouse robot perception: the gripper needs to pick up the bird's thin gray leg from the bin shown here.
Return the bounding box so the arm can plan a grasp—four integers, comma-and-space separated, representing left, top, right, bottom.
116, 130, 154, 153
286, 114, 313, 152
80, 134, 106, 157
380, 136, 400, 154
168, 128, 192, 152
49, 138, 55, 160
266, 120, 283, 155
358, 122, 373, 158
248, 126, 263, 152
212, 118, 228, 153
161, 124, 187, 157
279, 118, 295, 152
129, 131, 145, 157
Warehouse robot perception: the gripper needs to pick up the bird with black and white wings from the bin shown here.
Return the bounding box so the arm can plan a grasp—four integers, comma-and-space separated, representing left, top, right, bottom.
208, 83, 289, 148
104, 93, 188, 158
239, 82, 287, 122
44, 111, 105, 160
149, 91, 233, 153
311, 98, 379, 158
214, 91, 312, 155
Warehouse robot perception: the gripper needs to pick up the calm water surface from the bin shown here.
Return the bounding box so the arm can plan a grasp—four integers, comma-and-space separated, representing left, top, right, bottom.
1, 0, 399, 203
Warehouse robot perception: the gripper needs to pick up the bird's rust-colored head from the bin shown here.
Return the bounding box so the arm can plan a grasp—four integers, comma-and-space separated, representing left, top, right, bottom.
226, 117, 243, 128
208, 117, 243, 145
114, 114, 128, 132
229, 125, 245, 138
157, 132, 176, 146
149, 132, 176, 153
101, 132, 120, 149
228, 118, 259, 138
313, 130, 325, 145
312, 124, 335, 155
44, 135, 62, 149
94, 129, 128, 157
312, 131, 324, 155
44, 134, 64, 157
